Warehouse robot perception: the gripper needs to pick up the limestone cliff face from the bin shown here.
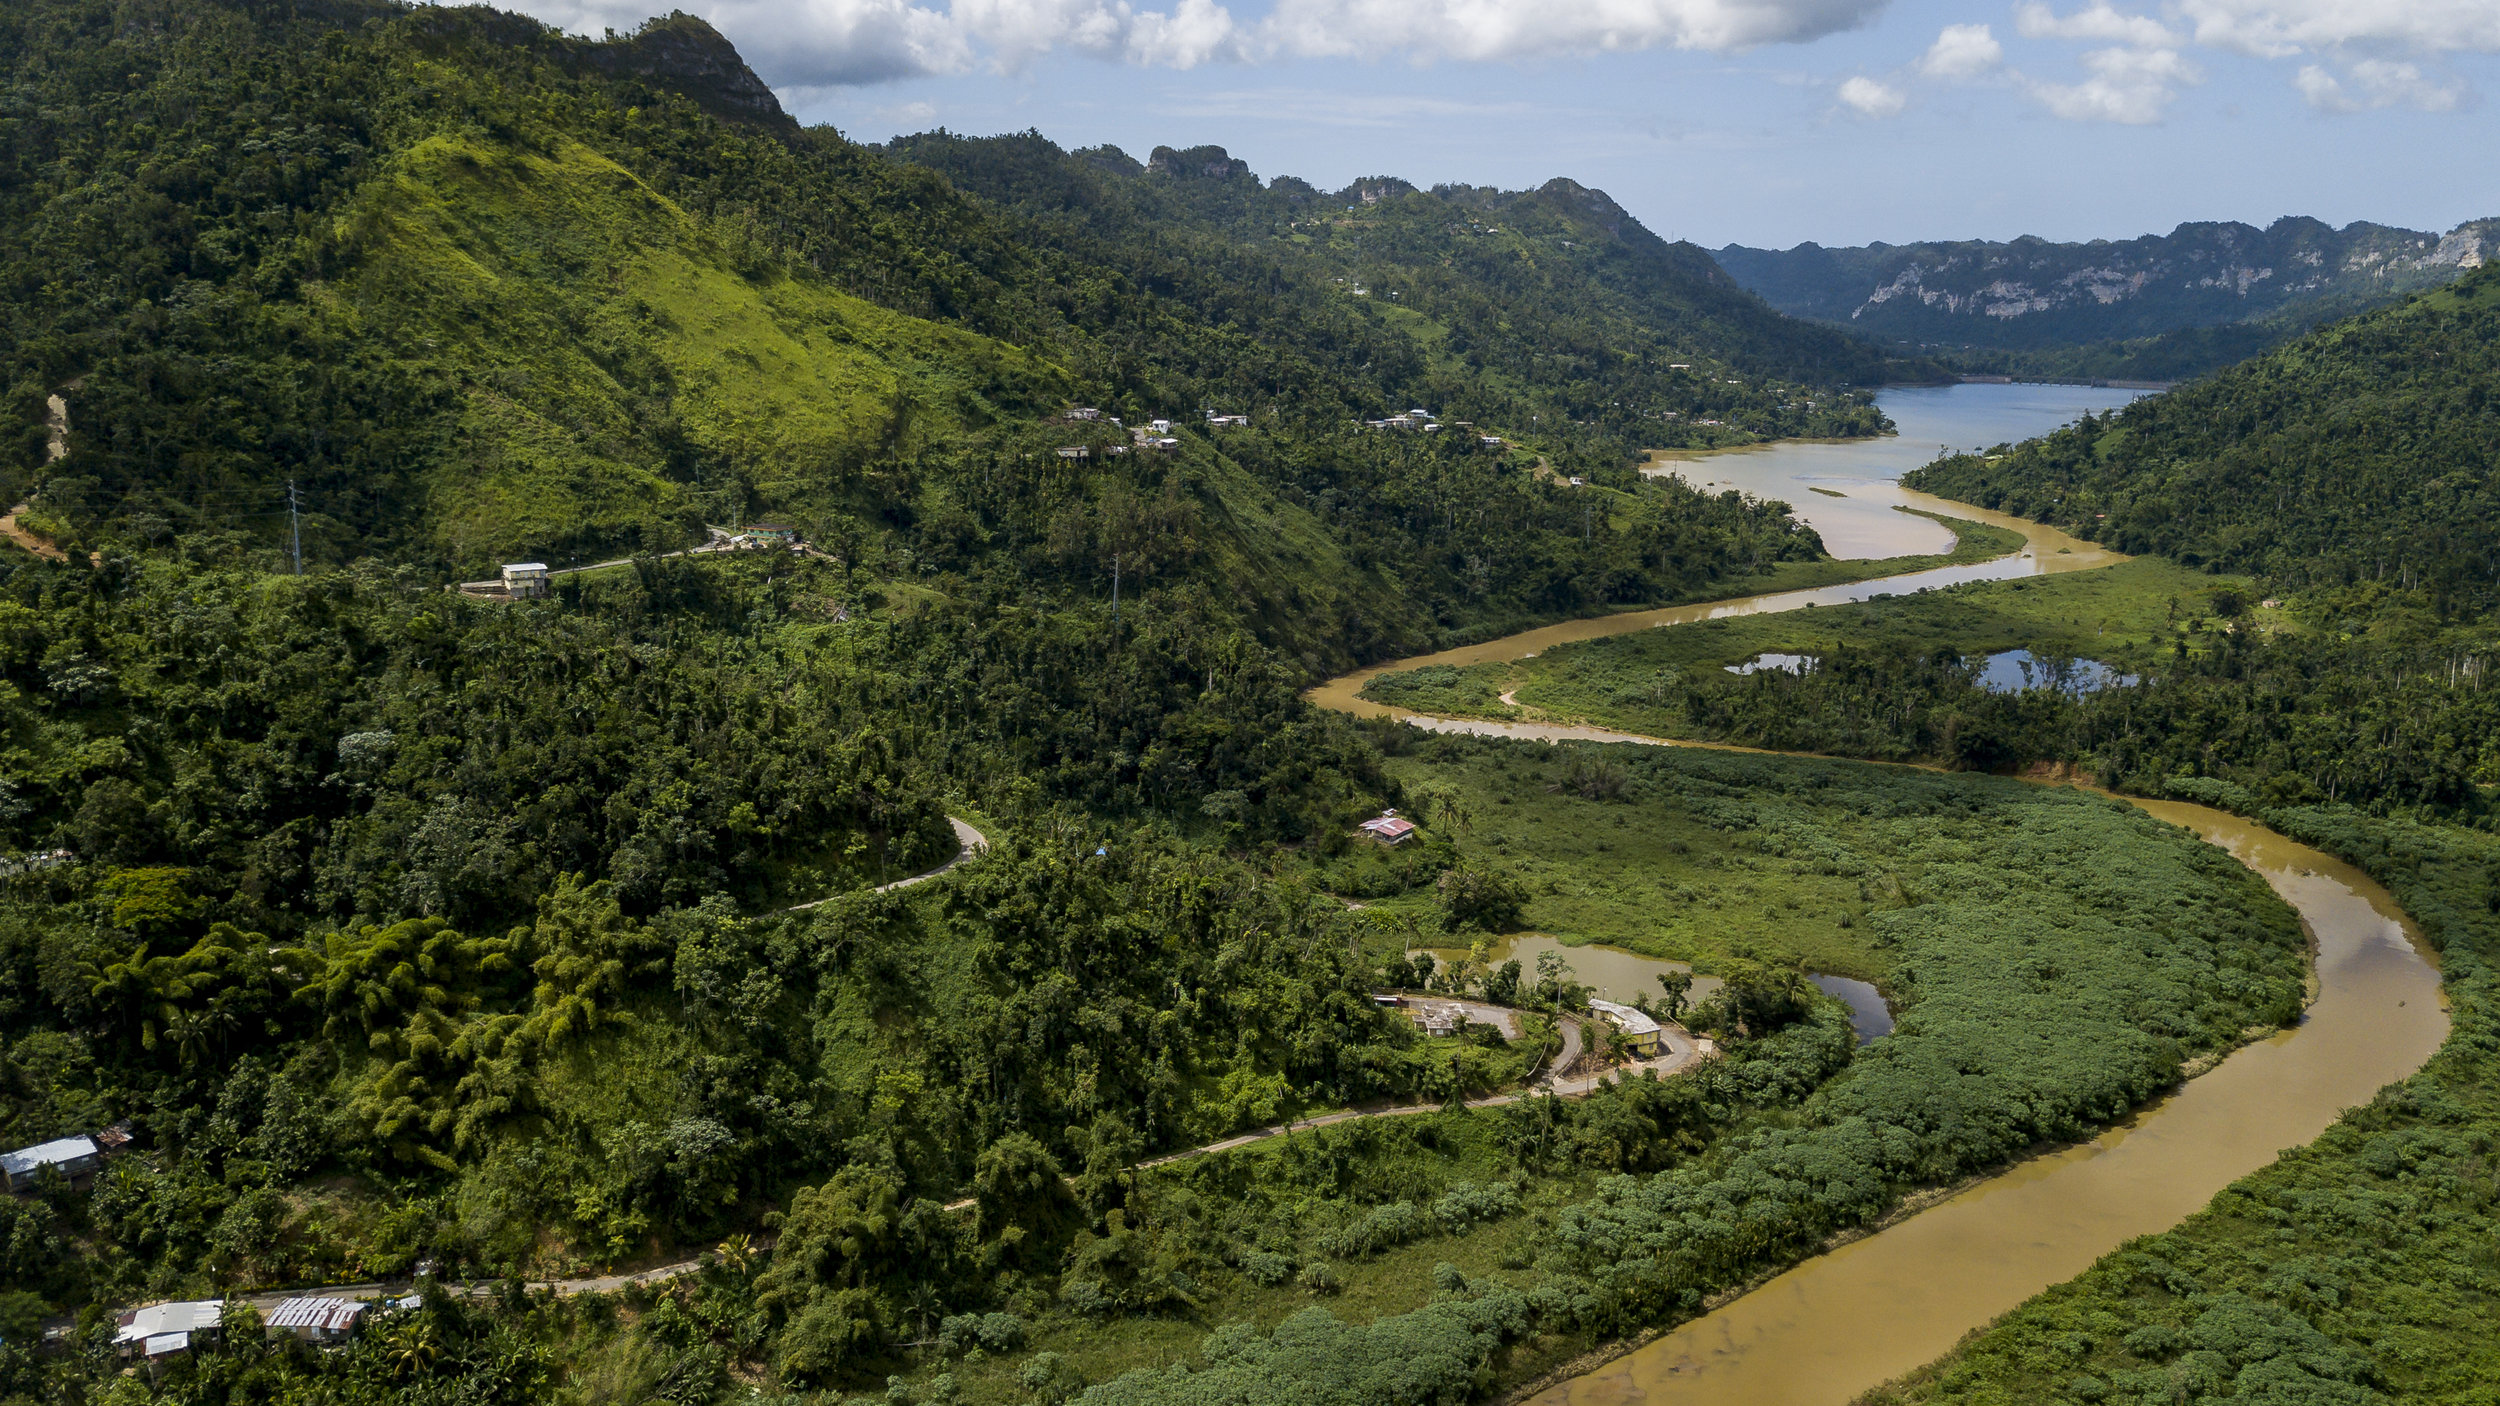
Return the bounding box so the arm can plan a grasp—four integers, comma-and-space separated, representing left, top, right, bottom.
1717, 216, 2498, 350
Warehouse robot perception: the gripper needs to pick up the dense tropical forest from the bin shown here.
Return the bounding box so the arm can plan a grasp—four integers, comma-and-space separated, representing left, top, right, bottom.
4, 0, 2500, 1404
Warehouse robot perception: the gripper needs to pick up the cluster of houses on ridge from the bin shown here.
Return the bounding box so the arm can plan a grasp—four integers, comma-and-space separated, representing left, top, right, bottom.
457, 523, 824, 603
1361, 409, 1509, 450
1052, 407, 1251, 460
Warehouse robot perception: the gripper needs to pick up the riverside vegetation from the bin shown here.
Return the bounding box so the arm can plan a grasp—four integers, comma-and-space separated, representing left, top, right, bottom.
1, 1, 2496, 1405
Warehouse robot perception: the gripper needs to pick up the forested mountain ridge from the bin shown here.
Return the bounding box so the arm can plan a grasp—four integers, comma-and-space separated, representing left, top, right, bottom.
1717, 215, 2496, 381
881, 131, 1934, 409
1719, 215, 2493, 347
0, 0, 1915, 605
1906, 262, 2500, 612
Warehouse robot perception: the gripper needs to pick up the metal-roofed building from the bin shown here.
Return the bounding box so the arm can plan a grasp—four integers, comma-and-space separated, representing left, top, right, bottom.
3, 1134, 99, 1192
115, 1301, 223, 1356
266, 1297, 369, 1343
1359, 810, 1418, 846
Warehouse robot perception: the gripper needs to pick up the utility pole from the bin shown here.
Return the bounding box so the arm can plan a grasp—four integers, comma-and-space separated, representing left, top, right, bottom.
287, 481, 302, 575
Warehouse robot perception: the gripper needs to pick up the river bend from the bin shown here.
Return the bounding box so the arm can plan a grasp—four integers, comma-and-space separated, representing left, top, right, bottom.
1304, 509, 2447, 1406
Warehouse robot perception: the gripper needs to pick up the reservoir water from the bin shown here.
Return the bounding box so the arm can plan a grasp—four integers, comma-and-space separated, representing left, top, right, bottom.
1647, 382, 2149, 559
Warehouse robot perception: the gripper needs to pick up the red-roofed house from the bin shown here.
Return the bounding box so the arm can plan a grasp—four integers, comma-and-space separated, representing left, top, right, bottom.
1358, 810, 1417, 846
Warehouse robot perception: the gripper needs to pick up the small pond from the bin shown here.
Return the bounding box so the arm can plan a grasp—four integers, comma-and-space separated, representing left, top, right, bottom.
1415, 933, 1722, 1010
1971, 649, 2138, 696
1809, 972, 1894, 1045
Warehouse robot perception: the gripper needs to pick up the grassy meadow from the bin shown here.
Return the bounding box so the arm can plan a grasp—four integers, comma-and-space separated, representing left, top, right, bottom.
1364, 555, 2269, 743
883, 737, 2313, 1405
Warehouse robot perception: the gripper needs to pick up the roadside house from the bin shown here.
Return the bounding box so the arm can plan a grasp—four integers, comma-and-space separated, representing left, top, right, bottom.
1587, 998, 1665, 1058
265, 1297, 368, 1345
499, 562, 549, 600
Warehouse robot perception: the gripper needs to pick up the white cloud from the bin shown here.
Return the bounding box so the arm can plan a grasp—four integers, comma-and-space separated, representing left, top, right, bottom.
517, 0, 972, 84
511, 0, 1891, 84
2178, 0, 2500, 60
2296, 58, 2466, 111
1919, 22, 2002, 78
2029, 44, 2202, 122
1836, 74, 1907, 114
1259, 0, 1888, 63
1161, 87, 1543, 126
2014, 2, 2182, 49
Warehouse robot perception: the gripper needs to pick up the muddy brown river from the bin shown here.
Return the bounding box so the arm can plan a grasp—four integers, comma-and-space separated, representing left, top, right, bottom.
1306, 470, 2449, 1404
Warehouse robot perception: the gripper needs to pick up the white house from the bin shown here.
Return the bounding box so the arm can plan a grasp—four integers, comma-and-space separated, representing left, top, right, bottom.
1587, 999, 1665, 1058
116, 1301, 223, 1358
500, 563, 549, 600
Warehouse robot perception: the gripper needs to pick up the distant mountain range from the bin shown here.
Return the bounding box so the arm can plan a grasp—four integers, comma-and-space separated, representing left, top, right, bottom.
1715, 218, 2496, 380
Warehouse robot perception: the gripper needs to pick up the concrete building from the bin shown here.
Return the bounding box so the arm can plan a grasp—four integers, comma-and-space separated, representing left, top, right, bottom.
499, 563, 549, 600
1587, 999, 1665, 1058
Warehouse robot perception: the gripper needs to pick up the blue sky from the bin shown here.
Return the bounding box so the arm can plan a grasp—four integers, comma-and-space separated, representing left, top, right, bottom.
502, 0, 2500, 248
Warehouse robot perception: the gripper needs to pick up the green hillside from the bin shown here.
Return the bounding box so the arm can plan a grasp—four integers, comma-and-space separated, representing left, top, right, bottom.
0, 0, 1070, 568
1, 0, 1925, 606
331, 130, 1061, 562
883, 133, 1933, 442
1907, 263, 2500, 611
13, 3, 2498, 1405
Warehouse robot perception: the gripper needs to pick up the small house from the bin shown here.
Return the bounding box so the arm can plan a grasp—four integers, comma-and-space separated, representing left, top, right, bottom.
1359, 810, 1417, 846
1147, 419, 1172, 433
1587, 999, 1665, 1058
1055, 446, 1091, 459
116, 1301, 223, 1358
266, 1297, 368, 1345
499, 563, 549, 601
1411, 1001, 1466, 1037
1066, 407, 1102, 421
3, 1134, 99, 1192
743, 524, 797, 544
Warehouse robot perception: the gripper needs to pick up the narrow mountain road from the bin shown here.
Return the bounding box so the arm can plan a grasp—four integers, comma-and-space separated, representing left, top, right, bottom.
782, 816, 988, 913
